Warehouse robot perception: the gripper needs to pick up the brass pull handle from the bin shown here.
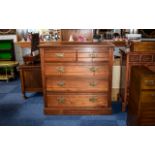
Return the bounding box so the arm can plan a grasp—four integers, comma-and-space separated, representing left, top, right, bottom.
55, 53, 64, 58
89, 67, 97, 72
57, 81, 65, 87
145, 80, 155, 86
89, 81, 97, 87
89, 96, 97, 103
89, 53, 97, 58
57, 97, 65, 104
56, 66, 64, 73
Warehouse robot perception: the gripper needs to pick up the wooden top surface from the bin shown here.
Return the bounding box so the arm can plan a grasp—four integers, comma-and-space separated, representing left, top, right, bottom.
19, 63, 41, 68
39, 41, 115, 48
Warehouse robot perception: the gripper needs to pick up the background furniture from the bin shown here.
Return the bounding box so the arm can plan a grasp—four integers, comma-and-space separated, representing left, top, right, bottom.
19, 63, 42, 98
0, 61, 18, 81
40, 42, 114, 115
120, 41, 155, 112
127, 66, 155, 125
61, 29, 93, 42
23, 33, 40, 64
0, 40, 15, 61
0, 39, 18, 81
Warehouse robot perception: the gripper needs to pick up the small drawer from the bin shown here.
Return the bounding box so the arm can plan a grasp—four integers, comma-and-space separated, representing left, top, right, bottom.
44, 63, 109, 77
141, 55, 153, 62
46, 77, 108, 92
129, 55, 140, 62
141, 91, 155, 103
44, 49, 76, 62
78, 52, 109, 62
46, 93, 108, 107
141, 77, 155, 89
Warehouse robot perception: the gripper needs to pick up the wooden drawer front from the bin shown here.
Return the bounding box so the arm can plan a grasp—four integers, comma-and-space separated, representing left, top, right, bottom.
141, 77, 155, 89
44, 49, 76, 62
46, 94, 108, 107
141, 55, 153, 62
129, 55, 140, 62
140, 91, 155, 103
141, 109, 155, 118
44, 63, 109, 77
46, 77, 108, 92
78, 52, 109, 62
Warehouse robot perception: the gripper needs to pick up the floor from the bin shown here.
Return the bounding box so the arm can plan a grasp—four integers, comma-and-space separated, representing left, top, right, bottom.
0, 79, 127, 126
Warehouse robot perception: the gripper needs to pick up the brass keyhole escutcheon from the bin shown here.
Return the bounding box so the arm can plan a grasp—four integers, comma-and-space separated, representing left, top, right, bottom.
57, 81, 65, 87
57, 97, 65, 104
89, 81, 97, 87
56, 66, 64, 73
89, 53, 97, 58
89, 96, 97, 103
89, 67, 97, 73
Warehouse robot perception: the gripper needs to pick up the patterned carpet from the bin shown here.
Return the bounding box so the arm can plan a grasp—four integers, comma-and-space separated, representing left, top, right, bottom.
0, 79, 127, 126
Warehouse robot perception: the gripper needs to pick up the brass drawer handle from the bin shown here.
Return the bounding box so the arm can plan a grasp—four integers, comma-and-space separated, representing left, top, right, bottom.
56, 66, 64, 73
145, 80, 155, 86
57, 81, 65, 87
57, 97, 65, 104
89, 81, 97, 87
55, 53, 64, 58
89, 53, 97, 58
89, 96, 97, 103
89, 67, 97, 72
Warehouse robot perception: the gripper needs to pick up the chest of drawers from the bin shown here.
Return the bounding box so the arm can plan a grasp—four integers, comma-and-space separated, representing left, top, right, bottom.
40, 42, 114, 114
127, 66, 155, 125
120, 50, 155, 112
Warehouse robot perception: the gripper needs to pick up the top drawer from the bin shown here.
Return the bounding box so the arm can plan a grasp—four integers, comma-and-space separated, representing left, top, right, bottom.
77, 49, 109, 62
44, 49, 76, 62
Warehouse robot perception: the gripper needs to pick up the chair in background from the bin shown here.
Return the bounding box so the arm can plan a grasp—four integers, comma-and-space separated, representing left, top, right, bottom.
0, 39, 18, 82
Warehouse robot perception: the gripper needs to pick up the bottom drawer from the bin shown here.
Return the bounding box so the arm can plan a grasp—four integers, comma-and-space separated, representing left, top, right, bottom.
46, 93, 108, 107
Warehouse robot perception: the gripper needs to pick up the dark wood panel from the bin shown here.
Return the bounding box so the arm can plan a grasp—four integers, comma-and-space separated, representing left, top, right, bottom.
127, 66, 155, 125
130, 41, 155, 52
119, 42, 155, 112
19, 64, 42, 98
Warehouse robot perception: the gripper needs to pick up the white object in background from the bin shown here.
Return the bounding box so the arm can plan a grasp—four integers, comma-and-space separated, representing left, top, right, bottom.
112, 66, 120, 89
0, 35, 17, 42
69, 35, 74, 42
126, 34, 142, 40
129, 29, 138, 34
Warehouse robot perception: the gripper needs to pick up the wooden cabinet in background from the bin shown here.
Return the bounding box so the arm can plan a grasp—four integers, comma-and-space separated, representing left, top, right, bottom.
120, 41, 155, 112
127, 66, 155, 125
19, 63, 42, 98
40, 42, 114, 115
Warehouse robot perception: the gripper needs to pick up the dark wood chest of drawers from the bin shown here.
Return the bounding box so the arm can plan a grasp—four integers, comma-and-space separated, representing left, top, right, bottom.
40, 42, 114, 115
120, 50, 155, 112
127, 66, 155, 125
